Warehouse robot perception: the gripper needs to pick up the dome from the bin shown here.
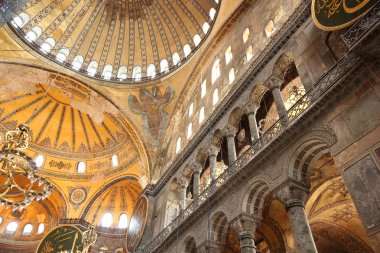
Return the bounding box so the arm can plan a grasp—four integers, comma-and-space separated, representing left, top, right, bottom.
9, 0, 221, 84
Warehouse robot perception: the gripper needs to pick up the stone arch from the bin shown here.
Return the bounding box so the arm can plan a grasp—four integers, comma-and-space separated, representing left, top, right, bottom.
249, 84, 268, 105
286, 125, 337, 185
228, 107, 244, 128
272, 51, 294, 79
211, 129, 223, 146
195, 147, 209, 166
210, 211, 229, 244
242, 180, 271, 218
182, 163, 194, 181
182, 235, 197, 253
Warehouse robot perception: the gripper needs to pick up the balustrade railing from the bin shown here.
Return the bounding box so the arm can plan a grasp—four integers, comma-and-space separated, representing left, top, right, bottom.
140, 52, 360, 253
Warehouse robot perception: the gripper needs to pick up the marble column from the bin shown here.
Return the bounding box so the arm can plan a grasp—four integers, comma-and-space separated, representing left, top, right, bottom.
234, 213, 260, 253
209, 145, 219, 181
267, 76, 289, 126
192, 162, 203, 198
277, 184, 318, 253
244, 103, 260, 142
178, 177, 188, 212
223, 125, 238, 166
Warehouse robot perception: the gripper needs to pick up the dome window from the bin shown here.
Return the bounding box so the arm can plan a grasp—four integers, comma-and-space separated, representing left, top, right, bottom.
37, 223, 45, 234
188, 103, 194, 117
183, 44, 191, 57
132, 66, 142, 81
101, 212, 113, 227
77, 161, 86, 173
87, 61, 98, 76
72, 55, 84, 70
229, 68, 235, 84
117, 66, 128, 79
213, 89, 219, 106
34, 155, 45, 168
6, 222, 18, 234
246, 45, 253, 62
118, 214, 128, 229
187, 123, 192, 139
225, 46, 233, 65
201, 80, 207, 99
160, 59, 169, 73
102, 64, 113, 80
25, 26, 42, 42
22, 224, 33, 236
202, 22, 210, 34
56, 48, 70, 62
243, 28, 250, 43
172, 53, 180, 65
147, 64, 156, 78
211, 59, 220, 85
12, 13, 29, 28
40, 37, 55, 54
176, 137, 181, 154
199, 107, 205, 124
193, 34, 201, 47
0, 216, 3, 225
112, 154, 119, 167
209, 8, 216, 20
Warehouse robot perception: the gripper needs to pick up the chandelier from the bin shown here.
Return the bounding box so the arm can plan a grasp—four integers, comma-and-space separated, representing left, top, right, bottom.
0, 123, 52, 211
0, 0, 28, 26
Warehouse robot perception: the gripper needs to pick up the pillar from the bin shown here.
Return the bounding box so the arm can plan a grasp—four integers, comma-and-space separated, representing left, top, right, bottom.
277, 184, 318, 253
178, 177, 188, 212
209, 145, 219, 181
244, 103, 260, 142
234, 213, 260, 253
267, 76, 289, 126
192, 162, 203, 198
223, 125, 238, 166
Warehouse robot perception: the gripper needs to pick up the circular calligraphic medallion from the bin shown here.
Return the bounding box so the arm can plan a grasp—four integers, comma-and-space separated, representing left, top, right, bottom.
36, 225, 83, 253
127, 195, 148, 251
70, 188, 87, 205
311, 0, 377, 31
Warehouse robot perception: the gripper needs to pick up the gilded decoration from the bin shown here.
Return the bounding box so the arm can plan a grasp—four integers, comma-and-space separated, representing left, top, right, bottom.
312, 0, 376, 30
37, 225, 83, 253
68, 186, 89, 211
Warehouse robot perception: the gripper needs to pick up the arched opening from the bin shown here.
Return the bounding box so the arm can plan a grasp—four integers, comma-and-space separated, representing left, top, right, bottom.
193, 34, 201, 46
212, 89, 219, 105
243, 28, 250, 43
40, 37, 55, 54
101, 212, 113, 228
172, 52, 181, 65
25, 26, 42, 42
56, 48, 70, 62
160, 59, 169, 73
72, 55, 84, 70
87, 61, 98, 76
132, 66, 142, 81
184, 44, 191, 57
165, 178, 180, 227
77, 161, 86, 173
225, 46, 233, 65
202, 22, 210, 34
117, 66, 128, 79
147, 64, 156, 78
229, 68, 235, 84
183, 236, 197, 253
118, 214, 128, 229
22, 224, 33, 236
212, 59, 220, 84
102, 64, 113, 80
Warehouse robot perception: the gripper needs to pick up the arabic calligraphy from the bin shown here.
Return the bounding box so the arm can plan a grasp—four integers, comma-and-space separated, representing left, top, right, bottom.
127, 196, 148, 251
37, 225, 83, 253
316, 0, 370, 18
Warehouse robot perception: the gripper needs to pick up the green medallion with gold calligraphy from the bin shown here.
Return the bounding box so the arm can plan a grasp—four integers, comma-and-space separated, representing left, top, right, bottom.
312, 0, 377, 30
36, 225, 83, 253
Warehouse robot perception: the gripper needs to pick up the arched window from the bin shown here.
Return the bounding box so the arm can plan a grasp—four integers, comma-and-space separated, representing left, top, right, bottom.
229, 68, 235, 84
187, 123, 192, 139
188, 103, 194, 117
215, 0, 219, 3
37, 223, 45, 234
160, 59, 169, 73
101, 212, 113, 227
243, 28, 250, 43
12, 13, 29, 28
25, 26, 42, 42
34, 154, 45, 168
199, 107, 205, 124
201, 80, 207, 99
6, 222, 18, 234
0, 216, 3, 225
209, 8, 216, 20
132, 66, 142, 81
183, 44, 191, 57
211, 59, 220, 84
172, 52, 180, 65
246, 45, 253, 62
102, 64, 113, 80
22, 224, 33, 236
202, 22, 210, 34
72, 55, 84, 70
265, 20, 275, 38
213, 89, 219, 105
118, 214, 128, 229
193, 34, 201, 46
56, 48, 70, 62
225, 46, 233, 65
87, 61, 98, 76
176, 137, 181, 154
77, 161, 86, 173
112, 154, 119, 167
147, 64, 156, 78
40, 37, 55, 54
117, 66, 128, 79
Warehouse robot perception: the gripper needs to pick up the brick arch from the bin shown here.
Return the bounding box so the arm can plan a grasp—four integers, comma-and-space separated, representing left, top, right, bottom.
182, 235, 197, 253
228, 107, 244, 128
272, 51, 294, 79
210, 211, 229, 244
242, 180, 271, 218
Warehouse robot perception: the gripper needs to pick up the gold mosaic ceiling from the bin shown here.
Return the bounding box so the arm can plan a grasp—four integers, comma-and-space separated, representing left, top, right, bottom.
9, 0, 220, 84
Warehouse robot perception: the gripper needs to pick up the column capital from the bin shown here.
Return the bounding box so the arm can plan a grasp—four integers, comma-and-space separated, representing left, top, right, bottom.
276, 183, 309, 210
265, 75, 284, 90
208, 145, 220, 156
178, 177, 189, 188
233, 213, 260, 237
192, 162, 203, 174
244, 103, 260, 115
222, 124, 238, 138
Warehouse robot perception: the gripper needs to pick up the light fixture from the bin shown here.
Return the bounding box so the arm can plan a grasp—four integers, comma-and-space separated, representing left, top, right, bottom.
0, 123, 52, 211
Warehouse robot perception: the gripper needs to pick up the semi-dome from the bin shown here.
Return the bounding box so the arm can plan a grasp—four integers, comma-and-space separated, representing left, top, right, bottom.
9, 0, 220, 85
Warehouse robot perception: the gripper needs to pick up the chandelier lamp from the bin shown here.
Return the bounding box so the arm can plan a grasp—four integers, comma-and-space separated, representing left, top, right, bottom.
0, 123, 52, 211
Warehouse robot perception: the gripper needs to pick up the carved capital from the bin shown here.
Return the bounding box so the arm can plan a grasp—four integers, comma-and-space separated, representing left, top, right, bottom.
208, 145, 220, 157
192, 162, 203, 174
178, 177, 189, 188
276, 184, 309, 210
233, 213, 260, 237
244, 103, 260, 115
265, 75, 284, 90
223, 125, 238, 138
